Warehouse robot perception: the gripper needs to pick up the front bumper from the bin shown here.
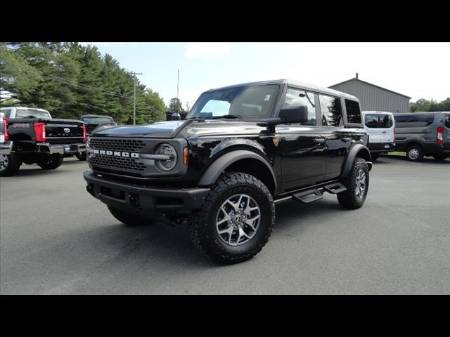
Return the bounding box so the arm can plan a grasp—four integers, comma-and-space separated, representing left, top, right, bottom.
0, 141, 12, 155
84, 170, 210, 213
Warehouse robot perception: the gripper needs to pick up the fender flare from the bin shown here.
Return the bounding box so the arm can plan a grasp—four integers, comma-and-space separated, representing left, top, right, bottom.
341, 144, 372, 177
198, 150, 277, 190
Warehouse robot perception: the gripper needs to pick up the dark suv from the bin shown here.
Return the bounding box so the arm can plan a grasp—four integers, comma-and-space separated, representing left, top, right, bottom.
393, 111, 450, 161
84, 80, 372, 264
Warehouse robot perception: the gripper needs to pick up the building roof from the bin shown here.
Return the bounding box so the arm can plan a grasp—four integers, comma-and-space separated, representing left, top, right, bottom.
207, 79, 359, 101
329, 78, 411, 99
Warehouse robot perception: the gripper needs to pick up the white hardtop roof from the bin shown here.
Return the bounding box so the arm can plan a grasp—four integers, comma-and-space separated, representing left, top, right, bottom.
208, 79, 360, 102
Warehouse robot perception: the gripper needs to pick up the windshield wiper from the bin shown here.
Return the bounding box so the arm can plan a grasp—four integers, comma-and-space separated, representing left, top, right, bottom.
210, 115, 241, 120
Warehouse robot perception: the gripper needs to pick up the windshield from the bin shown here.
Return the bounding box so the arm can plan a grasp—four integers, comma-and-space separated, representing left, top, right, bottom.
187, 84, 280, 120
15, 108, 52, 119
82, 117, 114, 124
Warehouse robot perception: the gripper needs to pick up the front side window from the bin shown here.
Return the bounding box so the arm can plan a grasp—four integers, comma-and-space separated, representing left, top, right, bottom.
319, 95, 342, 126
345, 100, 362, 124
188, 84, 279, 120
444, 114, 450, 128
15, 108, 51, 119
281, 88, 317, 125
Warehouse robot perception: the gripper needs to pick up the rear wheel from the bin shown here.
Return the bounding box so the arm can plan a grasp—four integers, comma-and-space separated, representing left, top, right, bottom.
406, 145, 424, 162
338, 158, 369, 210
0, 154, 22, 176
37, 154, 63, 170
107, 205, 152, 226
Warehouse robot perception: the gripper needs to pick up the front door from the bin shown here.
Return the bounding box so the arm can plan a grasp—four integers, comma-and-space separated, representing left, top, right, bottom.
276, 88, 326, 191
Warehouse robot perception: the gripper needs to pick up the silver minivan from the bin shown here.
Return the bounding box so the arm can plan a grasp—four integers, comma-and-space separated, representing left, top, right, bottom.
393, 111, 450, 161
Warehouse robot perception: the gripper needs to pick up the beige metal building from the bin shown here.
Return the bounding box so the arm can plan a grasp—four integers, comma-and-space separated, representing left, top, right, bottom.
329, 74, 410, 113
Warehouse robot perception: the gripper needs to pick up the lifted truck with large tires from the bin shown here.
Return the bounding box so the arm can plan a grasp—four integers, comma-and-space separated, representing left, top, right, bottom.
0, 107, 87, 176
84, 80, 372, 264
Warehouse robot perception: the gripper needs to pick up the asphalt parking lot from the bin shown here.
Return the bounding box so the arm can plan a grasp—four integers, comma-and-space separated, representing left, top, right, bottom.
1, 155, 449, 294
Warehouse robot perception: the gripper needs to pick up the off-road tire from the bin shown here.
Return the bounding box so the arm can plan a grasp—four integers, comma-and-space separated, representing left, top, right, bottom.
76, 152, 87, 161
433, 154, 447, 161
107, 205, 153, 226
191, 172, 275, 265
37, 154, 64, 170
338, 158, 369, 210
0, 154, 22, 177
406, 145, 424, 162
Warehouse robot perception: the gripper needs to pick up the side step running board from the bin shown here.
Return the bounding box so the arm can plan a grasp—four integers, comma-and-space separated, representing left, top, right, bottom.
287, 182, 347, 205
323, 182, 347, 194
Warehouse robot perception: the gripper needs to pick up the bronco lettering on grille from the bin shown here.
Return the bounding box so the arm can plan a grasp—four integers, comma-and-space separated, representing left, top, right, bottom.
91, 149, 140, 158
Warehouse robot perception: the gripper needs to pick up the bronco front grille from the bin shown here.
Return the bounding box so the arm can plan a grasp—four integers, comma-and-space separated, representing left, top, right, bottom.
90, 155, 145, 171
89, 138, 146, 152
89, 138, 147, 172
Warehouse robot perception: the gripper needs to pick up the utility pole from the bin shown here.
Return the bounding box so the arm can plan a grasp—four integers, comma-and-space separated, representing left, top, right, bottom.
130, 72, 142, 125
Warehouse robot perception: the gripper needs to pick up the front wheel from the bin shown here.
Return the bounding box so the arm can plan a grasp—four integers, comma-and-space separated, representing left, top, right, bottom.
338, 158, 369, 210
191, 172, 275, 265
0, 154, 22, 176
37, 154, 63, 170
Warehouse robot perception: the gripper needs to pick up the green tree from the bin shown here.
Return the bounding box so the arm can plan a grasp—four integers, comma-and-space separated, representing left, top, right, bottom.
168, 97, 183, 113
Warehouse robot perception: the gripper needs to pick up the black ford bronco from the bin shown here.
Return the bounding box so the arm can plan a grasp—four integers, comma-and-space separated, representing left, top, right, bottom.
84, 80, 372, 264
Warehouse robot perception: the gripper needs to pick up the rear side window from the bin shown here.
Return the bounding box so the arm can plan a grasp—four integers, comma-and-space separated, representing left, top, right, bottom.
319, 95, 342, 126
365, 114, 393, 128
394, 114, 434, 128
345, 100, 362, 124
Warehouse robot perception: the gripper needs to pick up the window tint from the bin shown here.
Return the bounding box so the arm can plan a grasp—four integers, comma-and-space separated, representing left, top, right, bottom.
394, 114, 434, 128
364, 114, 379, 128
345, 100, 361, 124
282, 88, 317, 126
319, 95, 342, 126
365, 114, 393, 128
379, 114, 393, 128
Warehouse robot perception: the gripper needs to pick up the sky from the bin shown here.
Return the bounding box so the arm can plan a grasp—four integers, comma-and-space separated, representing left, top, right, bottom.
83, 42, 450, 108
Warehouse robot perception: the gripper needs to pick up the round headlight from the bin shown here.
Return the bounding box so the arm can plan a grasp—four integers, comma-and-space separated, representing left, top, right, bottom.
155, 143, 177, 171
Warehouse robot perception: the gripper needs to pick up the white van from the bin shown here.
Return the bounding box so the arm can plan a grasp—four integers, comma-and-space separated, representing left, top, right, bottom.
362, 111, 396, 161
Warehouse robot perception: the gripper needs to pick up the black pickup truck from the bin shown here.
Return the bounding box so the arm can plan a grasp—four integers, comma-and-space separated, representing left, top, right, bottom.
0, 107, 87, 176
84, 79, 372, 264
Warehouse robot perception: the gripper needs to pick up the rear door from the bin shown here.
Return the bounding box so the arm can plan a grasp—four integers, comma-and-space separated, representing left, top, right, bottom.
364, 113, 395, 143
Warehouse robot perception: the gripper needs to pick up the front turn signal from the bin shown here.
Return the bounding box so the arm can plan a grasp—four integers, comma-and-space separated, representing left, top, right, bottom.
183, 147, 189, 166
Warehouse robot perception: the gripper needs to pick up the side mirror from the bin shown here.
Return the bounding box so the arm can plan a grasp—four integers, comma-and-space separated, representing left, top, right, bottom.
279, 106, 309, 124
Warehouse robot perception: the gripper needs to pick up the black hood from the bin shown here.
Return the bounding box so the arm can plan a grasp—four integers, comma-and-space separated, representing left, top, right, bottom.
92, 120, 188, 138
